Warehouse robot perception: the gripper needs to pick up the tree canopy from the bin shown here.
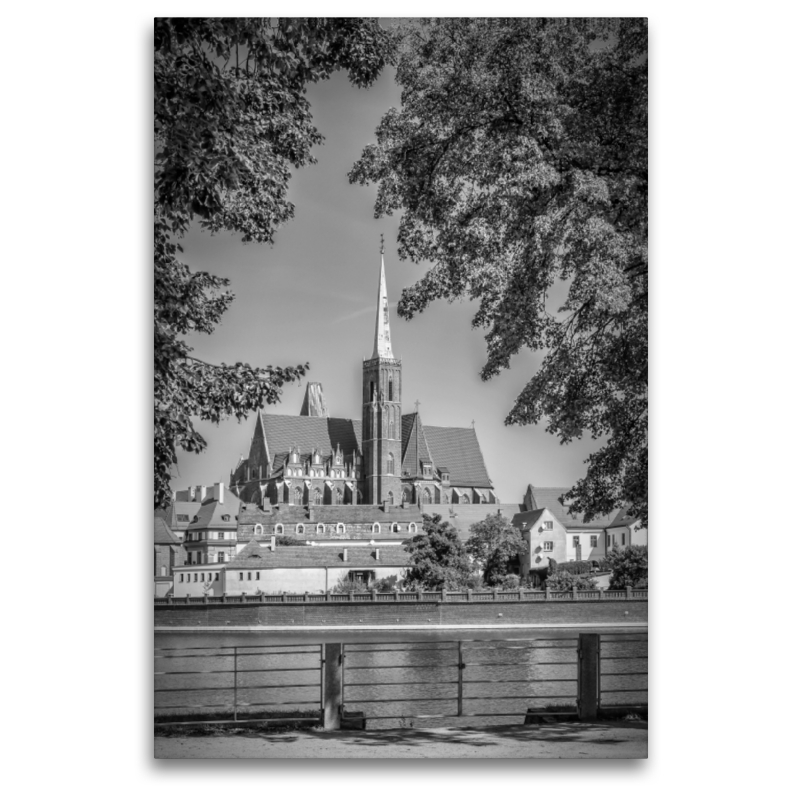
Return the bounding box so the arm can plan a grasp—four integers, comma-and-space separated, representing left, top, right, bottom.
465, 511, 527, 585
607, 544, 648, 589
350, 19, 648, 524
154, 18, 396, 508
404, 514, 473, 589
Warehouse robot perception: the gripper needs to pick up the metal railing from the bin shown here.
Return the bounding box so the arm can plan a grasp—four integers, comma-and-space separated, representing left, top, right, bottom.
154, 633, 646, 728
155, 587, 647, 605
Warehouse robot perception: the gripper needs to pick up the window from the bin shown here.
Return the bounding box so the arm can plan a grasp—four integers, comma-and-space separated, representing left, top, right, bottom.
543, 520, 553, 531
573, 536, 580, 548
543, 541, 554, 552
388, 378, 393, 401
316, 523, 325, 535
214, 573, 219, 581
590, 535, 598, 547
409, 522, 417, 534
248, 572, 252, 581
372, 523, 381, 534
217, 532, 224, 540
254, 524, 264, 536
256, 572, 260, 580
392, 522, 400, 533
177, 514, 189, 522
335, 488, 343, 505
622, 532, 626, 546
422, 488, 432, 504
221, 514, 230, 522
194, 573, 198, 582
460, 493, 470, 504
336, 523, 346, 534
313, 488, 322, 505
217, 553, 225, 563
275, 524, 284, 535
387, 453, 394, 475
403, 485, 412, 503
292, 452, 298, 463
606, 534, 611, 548
348, 570, 375, 585
296, 524, 305, 535
239, 573, 243, 581
387, 491, 394, 506
179, 574, 184, 583
294, 486, 303, 505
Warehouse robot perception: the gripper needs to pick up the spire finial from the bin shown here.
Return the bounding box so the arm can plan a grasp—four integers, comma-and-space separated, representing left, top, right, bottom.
380, 233, 385, 254
372, 240, 394, 359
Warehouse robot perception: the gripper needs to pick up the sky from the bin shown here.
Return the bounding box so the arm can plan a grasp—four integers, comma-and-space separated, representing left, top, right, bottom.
174, 64, 602, 503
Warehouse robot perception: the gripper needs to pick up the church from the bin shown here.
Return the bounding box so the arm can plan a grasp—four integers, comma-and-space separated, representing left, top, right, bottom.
229, 243, 501, 525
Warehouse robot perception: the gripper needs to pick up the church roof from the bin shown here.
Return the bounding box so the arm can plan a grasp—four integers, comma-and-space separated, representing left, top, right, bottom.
401, 413, 434, 476
261, 414, 362, 477
229, 539, 410, 569
424, 425, 493, 488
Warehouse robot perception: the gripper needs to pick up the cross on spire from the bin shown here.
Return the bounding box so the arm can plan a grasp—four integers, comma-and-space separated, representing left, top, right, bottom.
414, 399, 421, 414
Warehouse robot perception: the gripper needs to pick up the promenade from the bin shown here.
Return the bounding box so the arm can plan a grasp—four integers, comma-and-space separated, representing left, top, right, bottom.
155, 720, 647, 759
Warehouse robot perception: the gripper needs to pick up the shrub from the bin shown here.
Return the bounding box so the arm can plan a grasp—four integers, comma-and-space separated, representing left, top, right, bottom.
607, 545, 648, 589
544, 570, 598, 591
370, 575, 400, 592
331, 578, 369, 593
498, 574, 521, 589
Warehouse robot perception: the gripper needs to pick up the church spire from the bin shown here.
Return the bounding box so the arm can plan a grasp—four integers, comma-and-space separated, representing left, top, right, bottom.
372, 236, 394, 359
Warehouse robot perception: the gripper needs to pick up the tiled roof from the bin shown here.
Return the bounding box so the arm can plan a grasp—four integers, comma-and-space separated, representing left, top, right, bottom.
423, 425, 493, 488
526, 487, 622, 530
187, 490, 241, 531
261, 414, 362, 477
401, 413, 433, 476
154, 516, 181, 546
229, 538, 411, 569
510, 509, 547, 531
609, 507, 638, 527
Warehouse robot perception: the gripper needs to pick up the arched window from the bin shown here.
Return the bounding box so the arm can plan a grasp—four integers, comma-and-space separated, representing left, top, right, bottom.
387, 453, 395, 475
391, 522, 400, 533
292, 452, 298, 463
316, 523, 325, 535
372, 523, 381, 535
388, 377, 393, 402
387, 491, 394, 506
294, 486, 303, 505
254, 523, 264, 536
422, 488, 432, 505
296, 524, 305, 535
336, 523, 346, 534
402, 485, 413, 504
335, 488, 343, 505
313, 488, 322, 505
409, 522, 418, 534
460, 493, 470, 504
275, 524, 284, 535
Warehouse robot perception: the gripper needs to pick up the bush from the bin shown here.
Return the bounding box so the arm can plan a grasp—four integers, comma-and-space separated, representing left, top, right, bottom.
544, 570, 598, 591
607, 545, 648, 589
331, 578, 369, 593
370, 575, 400, 592
498, 574, 521, 589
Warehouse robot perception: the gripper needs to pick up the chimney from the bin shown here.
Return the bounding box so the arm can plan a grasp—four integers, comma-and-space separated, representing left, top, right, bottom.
270, 535, 276, 552
343, 548, 348, 562
195, 485, 207, 503
213, 482, 224, 503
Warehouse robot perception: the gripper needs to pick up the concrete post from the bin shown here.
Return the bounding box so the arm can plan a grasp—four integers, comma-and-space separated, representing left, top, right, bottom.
545, 587, 551, 601
578, 633, 600, 721
323, 643, 343, 730
626, 586, 633, 600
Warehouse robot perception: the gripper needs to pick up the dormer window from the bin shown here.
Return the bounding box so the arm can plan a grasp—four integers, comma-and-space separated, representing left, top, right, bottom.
316, 523, 325, 535
274, 524, 284, 535
409, 522, 417, 534
296, 524, 305, 535
391, 523, 400, 533
221, 515, 231, 522
372, 523, 381, 535
336, 523, 346, 534
254, 524, 264, 536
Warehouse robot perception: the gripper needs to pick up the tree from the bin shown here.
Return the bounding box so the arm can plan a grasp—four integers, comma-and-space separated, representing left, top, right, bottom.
404, 514, 473, 589
465, 511, 527, 585
607, 545, 647, 589
350, 19, 648, 525
154, 18, 397, 508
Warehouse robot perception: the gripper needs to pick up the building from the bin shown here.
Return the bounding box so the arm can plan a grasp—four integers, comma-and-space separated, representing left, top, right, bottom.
229, 243, 499, 513
182, 482, 239, 565
154, 516, 186, 597
155, 486, 206, 542
172, 536, 410, 597
512, 485, 647, 566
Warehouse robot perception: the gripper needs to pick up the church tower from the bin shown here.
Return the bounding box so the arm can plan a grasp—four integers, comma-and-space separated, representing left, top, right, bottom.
362, 238, 402, 505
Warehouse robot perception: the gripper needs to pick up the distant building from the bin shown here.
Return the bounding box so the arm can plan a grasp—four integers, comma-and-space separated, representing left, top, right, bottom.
182, 482, 238, 565
154, 516, 186, 597
229, 244, 498, 510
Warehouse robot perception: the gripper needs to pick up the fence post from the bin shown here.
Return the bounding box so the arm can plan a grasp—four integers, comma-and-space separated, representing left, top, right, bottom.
372, 587, 377, 601
626, 586, 633, 600
233, 646, 239, 722
545, 587, 551, 601
467, 588, 473, 602
578, 633, 600, 721
323, 643, 343, 730
572, 586, 579, 600
457, 640, 464, 716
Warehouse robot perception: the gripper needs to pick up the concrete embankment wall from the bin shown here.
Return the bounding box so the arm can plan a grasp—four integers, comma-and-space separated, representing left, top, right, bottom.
154, 599, 647, 628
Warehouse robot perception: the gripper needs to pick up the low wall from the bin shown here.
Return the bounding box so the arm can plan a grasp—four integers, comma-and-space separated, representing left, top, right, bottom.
154, 597, 647, 628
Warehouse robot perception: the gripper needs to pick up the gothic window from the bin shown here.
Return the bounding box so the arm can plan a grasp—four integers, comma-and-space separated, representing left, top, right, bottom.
296, 524, 305, 535
317, 523, 325, 535
387, 453, 395, 475
314, 488, 322, 505
294, 486, 303, 505
254, 524, 264, 537
460, 493, 470, 504
403, 485, 413, 504
335, 488, 343, 505
388, 377, 393, 401
336, 523, 346, 534
409, 522, 417, 534
370, 381, 375, 401
423, 488, 432, 505
391, 523, 400, 533
372, 523, 381, 534
274, 524, 284, 535
387, 491, 394, 506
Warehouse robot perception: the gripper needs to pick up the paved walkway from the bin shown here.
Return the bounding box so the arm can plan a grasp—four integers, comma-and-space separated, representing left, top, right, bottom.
155, 720, 647, 759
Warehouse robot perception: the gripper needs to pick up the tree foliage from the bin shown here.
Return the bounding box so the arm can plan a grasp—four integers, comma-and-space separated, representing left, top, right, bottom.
607, 545, 648, 589
544, 570, 598, 591
154, 18, 396, 508
350, 19, 648, 524
465, 511, 527, 585
404, 514, 473, 589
